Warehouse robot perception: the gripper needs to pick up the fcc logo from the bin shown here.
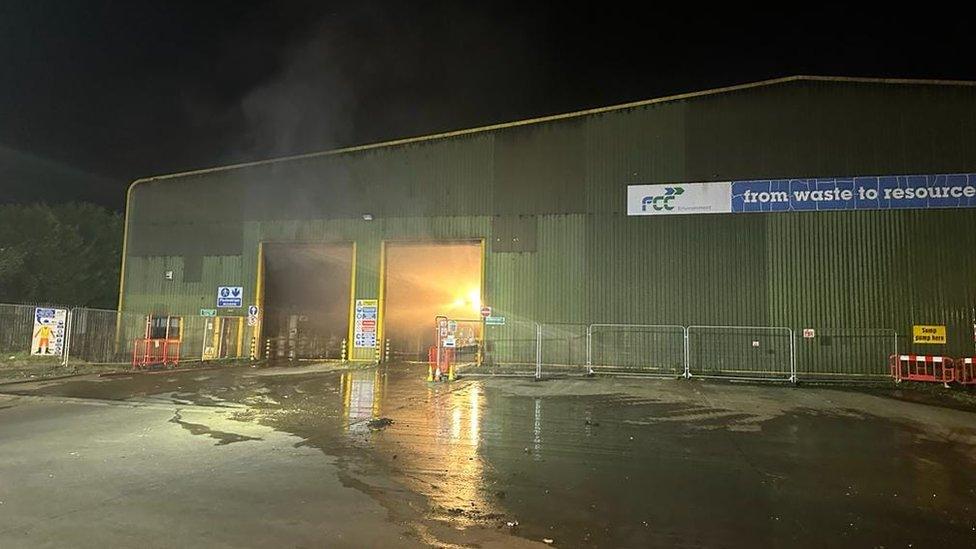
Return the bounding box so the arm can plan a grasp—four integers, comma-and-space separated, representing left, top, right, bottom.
641, 186, 684, 212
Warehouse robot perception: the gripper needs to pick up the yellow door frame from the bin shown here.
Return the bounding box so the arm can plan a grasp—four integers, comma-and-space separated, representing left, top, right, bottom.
253, 242, 266, 355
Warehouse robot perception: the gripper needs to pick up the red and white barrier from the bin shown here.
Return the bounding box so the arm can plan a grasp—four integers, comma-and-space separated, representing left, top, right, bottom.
957, 357, 976, 385
889, 354, 954, 385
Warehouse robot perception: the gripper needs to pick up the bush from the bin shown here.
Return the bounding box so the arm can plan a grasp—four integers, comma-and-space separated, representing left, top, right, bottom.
0, 202, 122, 308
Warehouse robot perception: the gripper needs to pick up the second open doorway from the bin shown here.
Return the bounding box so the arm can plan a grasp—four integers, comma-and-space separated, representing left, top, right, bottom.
382, 241, 483, 360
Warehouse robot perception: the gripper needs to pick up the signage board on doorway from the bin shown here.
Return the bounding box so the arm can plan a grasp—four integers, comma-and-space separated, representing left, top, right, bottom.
354, 299, 379, 348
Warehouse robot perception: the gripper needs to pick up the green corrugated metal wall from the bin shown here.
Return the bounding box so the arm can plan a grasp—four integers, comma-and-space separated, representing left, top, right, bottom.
122, 78, 976, 362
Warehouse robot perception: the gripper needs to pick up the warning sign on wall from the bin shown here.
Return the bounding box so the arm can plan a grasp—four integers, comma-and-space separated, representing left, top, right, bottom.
913, 325, 946, 344
354, 299, 379, 348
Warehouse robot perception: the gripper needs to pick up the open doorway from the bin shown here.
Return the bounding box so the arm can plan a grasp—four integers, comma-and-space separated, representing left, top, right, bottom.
383, 241, 483, 360
262, 243, 353, 359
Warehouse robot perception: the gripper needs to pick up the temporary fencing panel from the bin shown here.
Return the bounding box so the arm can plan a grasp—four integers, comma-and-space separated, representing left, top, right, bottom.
587, 324, 685, 377
476, 318, 540, 376
796, 328, 897, 381
538, 323, 588, 376
64, 308, 146, 364
687, 325, 795, 382
0, 303, 40, 357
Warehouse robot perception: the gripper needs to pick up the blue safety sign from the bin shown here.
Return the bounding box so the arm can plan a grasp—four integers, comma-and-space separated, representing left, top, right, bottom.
217, 286, 243, 308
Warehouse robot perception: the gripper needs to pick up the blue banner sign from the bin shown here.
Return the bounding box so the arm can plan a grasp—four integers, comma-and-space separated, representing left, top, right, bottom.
732, 173, 976, 213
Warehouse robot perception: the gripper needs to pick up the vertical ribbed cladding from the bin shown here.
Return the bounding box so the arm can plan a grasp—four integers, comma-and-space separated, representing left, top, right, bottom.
237, 131, 494, 222
123, 255, 244, 316
532, 215, 586, 324
583, 213, 769, 326
764, 208, 976, 358
582, 101, 688, 215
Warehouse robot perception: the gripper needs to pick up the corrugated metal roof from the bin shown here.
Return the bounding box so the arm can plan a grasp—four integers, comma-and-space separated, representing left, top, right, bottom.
130, 75, 976, 184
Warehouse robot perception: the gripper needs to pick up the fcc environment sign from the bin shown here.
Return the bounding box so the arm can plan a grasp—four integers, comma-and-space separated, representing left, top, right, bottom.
627, 183, 731, 215
628, 173, 976, 216
217, 286, 243, 308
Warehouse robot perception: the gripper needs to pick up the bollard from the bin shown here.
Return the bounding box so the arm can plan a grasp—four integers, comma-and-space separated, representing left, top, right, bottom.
374, 346, 381, 363
384, 339, 391, 362
249, 336, 257, 361
265, 338, 272, 362
340, 338, 347, 362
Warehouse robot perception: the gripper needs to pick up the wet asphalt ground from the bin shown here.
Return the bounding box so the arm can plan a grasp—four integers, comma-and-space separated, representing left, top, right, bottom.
1, 362, 975, 548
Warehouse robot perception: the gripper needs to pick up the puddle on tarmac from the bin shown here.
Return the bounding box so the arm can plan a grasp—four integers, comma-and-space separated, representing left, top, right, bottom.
6, 365, 976, 547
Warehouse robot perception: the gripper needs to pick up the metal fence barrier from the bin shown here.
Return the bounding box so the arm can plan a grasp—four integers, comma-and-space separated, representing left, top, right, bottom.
687, 325, 796, 382
586, 324, 686, 377
469, 318, 540, 377
0, 303, 39, 357
0, 300, 914, 384
65, 307, 146, 364
795, 327, 896, 381
538, 323, 588, 377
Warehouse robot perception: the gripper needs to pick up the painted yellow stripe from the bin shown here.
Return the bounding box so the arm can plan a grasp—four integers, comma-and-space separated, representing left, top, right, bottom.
376, 240, 387, 359
346, 242, 358, 360
254, 241, 265, 354
236, 317, 244, 358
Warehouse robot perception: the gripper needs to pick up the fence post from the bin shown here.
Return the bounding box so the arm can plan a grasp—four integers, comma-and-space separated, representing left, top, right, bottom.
585, 324, 593, 375
789, 328, 797, 383
683, 326, 690, 379
535, 323, 542, 380
61, 308, 73, 367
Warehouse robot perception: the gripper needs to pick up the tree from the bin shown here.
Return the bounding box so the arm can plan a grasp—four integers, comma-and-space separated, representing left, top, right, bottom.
0, 203, 122, 308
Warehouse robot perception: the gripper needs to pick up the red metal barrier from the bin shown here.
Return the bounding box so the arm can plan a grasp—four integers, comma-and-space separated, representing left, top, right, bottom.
889, 354, 954, 385
427, 346, 454, 381
132, 338, 181, 369
958, 357, 976, 385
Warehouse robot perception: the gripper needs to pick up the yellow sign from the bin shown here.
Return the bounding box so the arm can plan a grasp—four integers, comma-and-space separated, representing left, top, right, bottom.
913, 325, 947, 344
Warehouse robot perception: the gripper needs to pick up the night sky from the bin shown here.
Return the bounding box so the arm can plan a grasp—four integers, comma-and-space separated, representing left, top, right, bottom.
1, 2, 973, 210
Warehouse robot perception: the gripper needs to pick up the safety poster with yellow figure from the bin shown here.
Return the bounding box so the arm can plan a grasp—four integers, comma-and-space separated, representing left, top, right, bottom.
31, 307, 67, 356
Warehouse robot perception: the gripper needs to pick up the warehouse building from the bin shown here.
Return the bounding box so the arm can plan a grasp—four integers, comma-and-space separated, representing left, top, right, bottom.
119, 76, 976, 376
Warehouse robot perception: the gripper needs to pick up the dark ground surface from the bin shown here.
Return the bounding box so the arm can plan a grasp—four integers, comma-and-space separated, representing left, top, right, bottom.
1, 362, 975, 548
